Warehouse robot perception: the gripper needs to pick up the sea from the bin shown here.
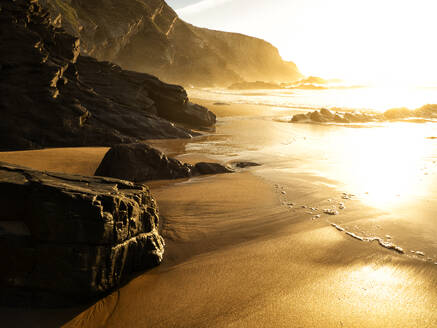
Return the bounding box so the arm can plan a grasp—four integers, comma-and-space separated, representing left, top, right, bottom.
187, 85, 437, 113
182, 86, 437, 263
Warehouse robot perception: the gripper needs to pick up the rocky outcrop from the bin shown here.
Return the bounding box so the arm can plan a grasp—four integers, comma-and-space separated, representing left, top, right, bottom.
0, 0, 215, 151
94, 143, 233, 182
192, 162, 233, 175
39, 0, 302, 86
233, 162, 261, 168
0, 162, 164, 306
290, 105, 437, 124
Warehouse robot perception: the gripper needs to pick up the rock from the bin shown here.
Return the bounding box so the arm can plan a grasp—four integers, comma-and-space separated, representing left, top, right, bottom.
0, 162, 164, 306
192, 162, 234, 175
333, 114, 350, 123
0, 0, 215, 151
344, 113, 362, 123
320, 108, 335, 118
309, 111, 329, 122
323, 209, 339, 215
291, 113, 310, 122
95, 143, 233, 182
234, 162, 261, 168
95, 143, 192, 182
291, 104, 437, 125
157, 102, 216, 130
383, 107, 411, 120
39, 0, 302, 86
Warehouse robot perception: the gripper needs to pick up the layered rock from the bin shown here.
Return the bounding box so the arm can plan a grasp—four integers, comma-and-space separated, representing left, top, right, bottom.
94, 143, 233, 182
39, 0, 302, 86
0, 162, 164, 306
0, 0, 215, 151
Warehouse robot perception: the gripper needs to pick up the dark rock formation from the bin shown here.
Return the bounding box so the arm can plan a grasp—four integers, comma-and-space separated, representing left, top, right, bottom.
0, 0, 215, 151
290, 105, 437, 124
0, 162, 164, 306
193, 162, 233, 175
95, 143, 233, 182
291, 113, 310, 123
39, 0, 302, 86
95, 143, 192, 181
234, 162, 261, 168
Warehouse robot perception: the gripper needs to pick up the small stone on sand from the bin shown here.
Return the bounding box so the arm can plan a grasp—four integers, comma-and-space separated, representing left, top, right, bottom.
324, 209, 339, 215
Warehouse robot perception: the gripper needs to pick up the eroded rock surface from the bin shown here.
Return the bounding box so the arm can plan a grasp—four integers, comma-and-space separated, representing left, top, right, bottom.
95, 143, 233, 182
0, 0, 215, 151
0, 162, 164, 306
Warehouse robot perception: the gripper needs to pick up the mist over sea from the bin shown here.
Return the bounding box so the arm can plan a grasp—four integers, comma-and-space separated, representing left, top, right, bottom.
188, 86, 437, 114
181, 88, 437, 263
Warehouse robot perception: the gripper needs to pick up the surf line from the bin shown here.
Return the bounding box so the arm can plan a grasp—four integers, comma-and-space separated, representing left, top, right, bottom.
330, 223, 405, 254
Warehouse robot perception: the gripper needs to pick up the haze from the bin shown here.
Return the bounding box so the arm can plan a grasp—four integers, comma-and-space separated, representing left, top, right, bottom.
169, 0, 437, 85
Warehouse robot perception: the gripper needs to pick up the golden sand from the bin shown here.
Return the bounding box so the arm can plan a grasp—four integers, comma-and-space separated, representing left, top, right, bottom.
1, 101, 436, 327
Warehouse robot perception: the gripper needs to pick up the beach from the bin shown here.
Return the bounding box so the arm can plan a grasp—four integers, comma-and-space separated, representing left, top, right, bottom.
1, 100, 437, 327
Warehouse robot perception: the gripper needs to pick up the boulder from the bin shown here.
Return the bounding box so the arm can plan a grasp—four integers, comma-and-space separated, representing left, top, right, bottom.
193, 162, 234, 175
95, 143, 233, 182
234, 162, 261, 168
290, 113, 310, 122
320, 108, 335, 118
95, 143, 192, 182
156, 101, 216, 129
309, 111, 328, 122
0, 162, 164, 306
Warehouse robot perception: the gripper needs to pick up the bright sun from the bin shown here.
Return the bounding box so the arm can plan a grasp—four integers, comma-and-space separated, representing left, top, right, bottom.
178, 0, 437, 86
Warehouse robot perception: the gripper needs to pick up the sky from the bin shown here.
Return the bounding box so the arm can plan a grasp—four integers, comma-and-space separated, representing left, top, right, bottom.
166, 0, 437, 85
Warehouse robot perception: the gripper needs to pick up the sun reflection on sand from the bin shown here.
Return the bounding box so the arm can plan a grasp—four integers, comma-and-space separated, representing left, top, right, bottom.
318, 123, 436, 209
350, 265, 402, 286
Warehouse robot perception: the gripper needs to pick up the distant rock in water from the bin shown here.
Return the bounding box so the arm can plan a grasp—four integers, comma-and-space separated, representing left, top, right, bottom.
193, 162, 234, 175
0, 162, 164, 306
0, 0, 215, 151
228, 81, 282, 90
290, 105, 437, 124
39, 0, 302, 86
95, 143, 233, 182
233, 162, 262, 168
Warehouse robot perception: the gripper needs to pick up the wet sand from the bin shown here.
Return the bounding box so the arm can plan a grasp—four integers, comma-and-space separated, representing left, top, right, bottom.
1, 101, 437, 327
0, 147, 109, 176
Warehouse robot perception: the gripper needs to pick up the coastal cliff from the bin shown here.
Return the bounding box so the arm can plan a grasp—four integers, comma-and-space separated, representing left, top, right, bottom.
0, 0, 215, 151
39, 0, 301, 86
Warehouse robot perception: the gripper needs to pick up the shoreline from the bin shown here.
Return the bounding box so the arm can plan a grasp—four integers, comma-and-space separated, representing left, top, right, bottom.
0, 101, 436, 327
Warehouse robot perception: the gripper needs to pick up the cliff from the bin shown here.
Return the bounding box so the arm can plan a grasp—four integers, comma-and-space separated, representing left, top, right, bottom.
39, 0, 302, 86
0, 0, 215, 151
